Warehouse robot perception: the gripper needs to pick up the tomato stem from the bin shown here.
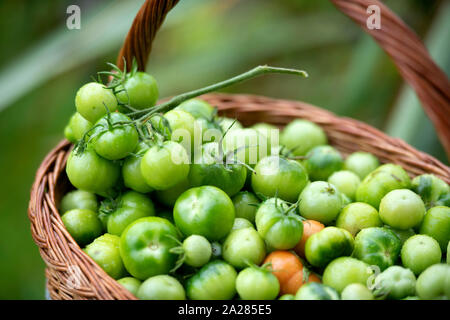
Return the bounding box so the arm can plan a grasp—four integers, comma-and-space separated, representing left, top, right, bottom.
135, 65, 308, 123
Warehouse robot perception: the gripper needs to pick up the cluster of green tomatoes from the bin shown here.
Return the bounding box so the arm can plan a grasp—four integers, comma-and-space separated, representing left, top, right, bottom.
61, 62, 450, 300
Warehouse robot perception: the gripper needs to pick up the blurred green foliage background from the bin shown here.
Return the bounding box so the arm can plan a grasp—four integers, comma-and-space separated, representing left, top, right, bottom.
0, 0, 448, 299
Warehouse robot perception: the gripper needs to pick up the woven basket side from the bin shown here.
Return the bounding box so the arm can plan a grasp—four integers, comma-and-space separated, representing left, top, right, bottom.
28, 140, 136, 300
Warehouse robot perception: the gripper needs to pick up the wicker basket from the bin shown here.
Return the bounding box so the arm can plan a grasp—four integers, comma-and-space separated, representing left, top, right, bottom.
28, 0, 450, 300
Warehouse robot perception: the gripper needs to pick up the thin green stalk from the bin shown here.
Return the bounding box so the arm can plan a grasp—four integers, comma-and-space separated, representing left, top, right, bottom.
136, 65, 308, 122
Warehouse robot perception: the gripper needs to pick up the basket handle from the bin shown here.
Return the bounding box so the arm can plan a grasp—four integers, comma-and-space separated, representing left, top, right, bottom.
117, 0, 450, 158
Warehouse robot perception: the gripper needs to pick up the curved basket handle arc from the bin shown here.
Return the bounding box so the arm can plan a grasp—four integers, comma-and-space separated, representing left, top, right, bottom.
116, 0, 450, 159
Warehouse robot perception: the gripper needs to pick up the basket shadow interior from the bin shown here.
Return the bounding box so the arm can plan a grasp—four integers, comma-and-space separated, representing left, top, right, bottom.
28, 0, 449, 300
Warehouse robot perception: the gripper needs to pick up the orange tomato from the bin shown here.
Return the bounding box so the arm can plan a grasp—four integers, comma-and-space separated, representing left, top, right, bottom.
263, 250, 321, 295
294, 220, 325, 257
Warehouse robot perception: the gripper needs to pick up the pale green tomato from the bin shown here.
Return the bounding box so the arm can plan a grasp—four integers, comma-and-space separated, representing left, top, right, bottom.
419, 206, 450, 252
67, 112, 93, 141
217, 117, 243, 132
251, 123, 280, 154
84, 234, 126, 280
236, 267, 280, 300
140, 141, 190, 190
183, 235, 212, 268
222, 128, 270, 166
280, 119, 327, 156
415, 264, 450, 300
298, 181, 342, 224
117, 277, 141, 296
328, 170, 361, 201
231, 218, 254, 232
336, 202, 382, 236
75, 82, 118, 123
176, 99, 215, 120
137, 275, 186, 300
222, 227, 266, 269
164, 109, 196, 153
322, 257, 372, 293
372, 266, 416, 300
355, 164, 411, 209
341, 283, 374, 300
344, 152, 379, 179
401, 235, 442, 275
379, 189, 425, 230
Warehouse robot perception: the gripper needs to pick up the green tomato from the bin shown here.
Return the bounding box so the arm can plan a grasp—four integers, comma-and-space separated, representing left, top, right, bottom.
295, 282, 339, 300
90, 112, 139, 160
84, 234, 126, 279
401, 234, 442, 275
344, 152, 379, 179
222, 227, 266, 269
64, 122, 76, 143
174, 186, 235, 241
136, 275, 185, 300
60, 190, 98, 214
66, 146, 120, 195
119, 217, 180, 280
122, 142, 153, 194
255, 198, 303, 250
75, 82, 118, 123
222, 128, 270, 167
165, 109, 196, 153
353, 227, 402, 271
105, 191, 155, 236
176, 99, 215, 120
328, 170, 361, 201
231, 218, 254, 232
322, 257, 372, 293
251, 156, 309, 203
251, 123, 280, 154
355, 163, 411, 209
61, 209, 103, 247
117, 277, 141, 296
155, 178, 190, 207
186, 260, 237, 300
232, 191, 260, 223
335, 202, 382, 236
218, 117, 243, 133
183, 235, 212, 268
189, 142, 247, 197
379, 189, 425, 230
412, 174, 450, 209
65, 112, 93, 143
419, 206, 450, 252
305, 227, 354, 268
236, 267, 280, 300
415, 264, 450, 299
304, 145, 343, 181
116, 71, 159, 110
298, 181, 343, 224
341, 283, 374, 300
280, 119, 327, 156
140, 141, 190, 190
372, 266, 416, 300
